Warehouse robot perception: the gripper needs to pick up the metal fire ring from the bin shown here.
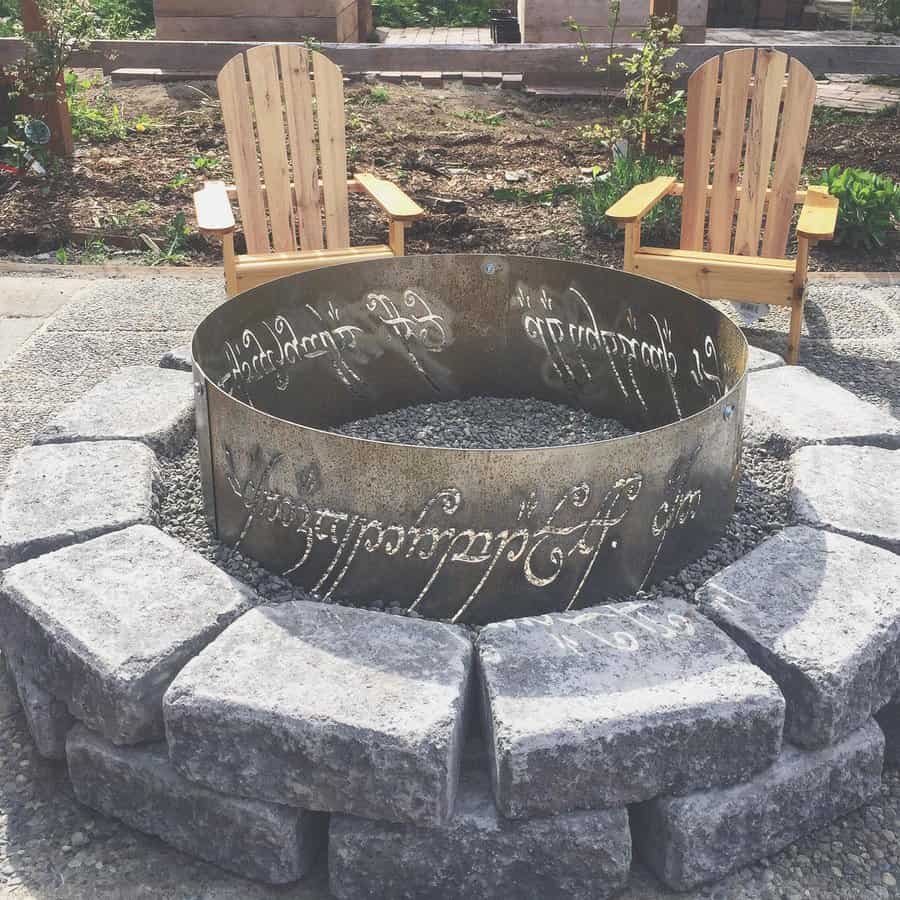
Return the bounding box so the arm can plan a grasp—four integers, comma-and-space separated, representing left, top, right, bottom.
192, 255, 747, 625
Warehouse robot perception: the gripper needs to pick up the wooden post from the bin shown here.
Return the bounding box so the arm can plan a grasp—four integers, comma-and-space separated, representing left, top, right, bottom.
788, 236, 810, 364
19, 0, 74, 158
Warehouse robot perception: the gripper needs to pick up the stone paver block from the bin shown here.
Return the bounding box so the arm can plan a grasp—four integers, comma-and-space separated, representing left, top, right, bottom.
34, 366, 195, 455
165, 601, 473, 827
0, 441, 160, 569
791, 445, 900, 553
698, 526, 900, 749
475, 597, 785, 818
876, 699, 900, 765
632, 719, 885, 890
7, 656, 74, 759
0, 525, 257, 744
159, 344, 193, 372
67, 724, 325, 883
329, 767, 631, 900
744, 366, 900, 450
747, 345, 785, 373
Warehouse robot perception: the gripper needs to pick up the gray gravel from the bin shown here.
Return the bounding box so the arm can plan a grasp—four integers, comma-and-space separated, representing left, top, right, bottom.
331, 396, 634, 448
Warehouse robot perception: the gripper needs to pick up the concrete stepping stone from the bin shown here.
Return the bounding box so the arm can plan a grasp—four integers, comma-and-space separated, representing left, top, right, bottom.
159, 344, 193, 372
791, 445, 900, 553
744, 366, 900, 450
631, 719, 884, 890
66, 725, 325, 884
475, 597, 785, 818
6, 656, 74, 759
34, 365, 195, 455
0, 525, 257, 745
0, 441, 159, 569
747, 345, 785, 373
329, 767, 631, 900
697, 526, 900, 749
164, 601, 473, 827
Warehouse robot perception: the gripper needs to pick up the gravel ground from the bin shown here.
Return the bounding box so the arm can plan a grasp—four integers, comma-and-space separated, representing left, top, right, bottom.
332, 397, 634, 448
0, 273, 898, 899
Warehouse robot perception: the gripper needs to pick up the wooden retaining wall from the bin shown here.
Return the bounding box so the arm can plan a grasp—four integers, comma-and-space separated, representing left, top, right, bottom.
153, 0, 365, 42
1, 38, 899, 79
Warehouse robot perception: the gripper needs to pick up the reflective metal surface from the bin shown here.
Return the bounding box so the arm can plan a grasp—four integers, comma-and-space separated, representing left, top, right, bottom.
192, 255, 747, 624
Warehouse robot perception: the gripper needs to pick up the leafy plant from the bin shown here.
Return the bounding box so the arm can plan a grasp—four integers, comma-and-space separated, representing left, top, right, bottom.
854, 0, 900, 32
452, 109, 505, 126
141, 211, 190, 265
618, 18, 686, 150
168, 172, 192, 189
578, 153, 680, 240
373, 0, 491, 27
820, 165, 900, 249
567, 0, 623, 95
490, 182, 579, 205
65, 73, 125, 140
80, 238, 113, 264
190, 154, 220, 173
90, 0, 154, 37
369, 85, 390, 103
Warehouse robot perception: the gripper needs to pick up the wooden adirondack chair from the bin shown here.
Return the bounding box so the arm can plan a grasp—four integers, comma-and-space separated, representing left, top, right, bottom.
606, 48, 840, 364
193, 46, 425, 297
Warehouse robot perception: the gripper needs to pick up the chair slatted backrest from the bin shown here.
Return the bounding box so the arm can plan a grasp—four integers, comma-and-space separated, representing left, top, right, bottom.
680, 49, 817, 259
217, 46, 350, 256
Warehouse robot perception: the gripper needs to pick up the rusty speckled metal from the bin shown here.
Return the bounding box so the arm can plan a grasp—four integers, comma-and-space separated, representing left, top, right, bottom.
191, 255, 747, 624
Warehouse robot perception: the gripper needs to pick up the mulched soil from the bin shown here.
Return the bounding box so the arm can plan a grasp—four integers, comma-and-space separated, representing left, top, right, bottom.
1, 74, 898, 270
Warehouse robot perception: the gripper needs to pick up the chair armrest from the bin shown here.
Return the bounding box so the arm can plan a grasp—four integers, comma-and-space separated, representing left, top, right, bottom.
797, 184, 839, 241
605, 176, 678, 224
354, 173, 425, 221
193, 180, 236, 234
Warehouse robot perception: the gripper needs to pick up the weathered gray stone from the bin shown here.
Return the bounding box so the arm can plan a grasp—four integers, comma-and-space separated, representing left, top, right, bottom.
34, 366, 195, 455
632, 719, 885, 890
876, 699, 900, 765
0, 654, 19, 719
0, 525, 257, 744
744, 365, 900, 450
698, 526, 900, 749
159, 344, 193, 372
329, 767, 630, 900
6, 655, 73, 759
0, 441, 159, 569
165, 601, 473, 827
791, 445, 900, 553
747, 345, 785, 373
476, 597, 785, 818
66, 724, 325, 884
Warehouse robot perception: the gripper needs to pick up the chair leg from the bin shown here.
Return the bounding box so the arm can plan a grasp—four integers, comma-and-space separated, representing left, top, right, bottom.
788, 236, 811, 365
389, 221, 406, 256
223, 232, 238, 298
623, 221, 641, 273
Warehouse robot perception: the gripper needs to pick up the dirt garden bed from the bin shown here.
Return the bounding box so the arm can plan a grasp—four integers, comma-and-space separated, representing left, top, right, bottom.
1, 75, 898, 270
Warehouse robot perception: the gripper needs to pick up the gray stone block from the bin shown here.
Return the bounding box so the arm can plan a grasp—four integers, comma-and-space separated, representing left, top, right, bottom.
632, 719, 885, 890
165, 601, 473, 827
791, 445, 900, 553
7, 656, 73, 759
0, 525, 257, 744
329, 768, 630, 900
159, 344, 193, 372
876, 699, 900, 765
747, 345, 785, 373
744, 366, 900, 450
476, 597, 785, 818
698, 526, 900, 749
34, 366, 195, 455
66, 724, 325, 883
0, 441, 160, 569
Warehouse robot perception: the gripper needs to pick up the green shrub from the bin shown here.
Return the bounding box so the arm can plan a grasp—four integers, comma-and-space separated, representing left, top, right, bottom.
373, 0, 492, 27
578, 153, 680, 240
91, 0, 154, 37
820, 165, 900, 249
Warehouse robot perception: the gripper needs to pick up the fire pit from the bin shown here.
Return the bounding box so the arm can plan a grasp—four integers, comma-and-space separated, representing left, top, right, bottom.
192, 255, 747, 624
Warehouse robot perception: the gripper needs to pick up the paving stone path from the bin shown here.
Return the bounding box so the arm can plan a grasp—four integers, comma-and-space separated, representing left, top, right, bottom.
0, 271, 898, 899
